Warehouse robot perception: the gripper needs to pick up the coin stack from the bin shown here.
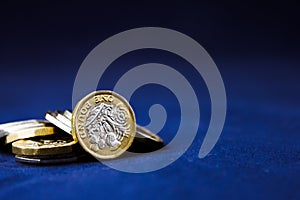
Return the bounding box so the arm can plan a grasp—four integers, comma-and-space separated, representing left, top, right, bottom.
0, 90, 164, 164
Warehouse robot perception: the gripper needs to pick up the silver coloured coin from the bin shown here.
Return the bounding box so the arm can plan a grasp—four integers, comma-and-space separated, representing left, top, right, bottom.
45, 112, 71, 134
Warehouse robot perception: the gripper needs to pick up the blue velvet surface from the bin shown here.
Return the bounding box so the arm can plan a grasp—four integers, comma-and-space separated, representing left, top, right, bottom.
0, 1, 299, 200
0, 57, 299, 200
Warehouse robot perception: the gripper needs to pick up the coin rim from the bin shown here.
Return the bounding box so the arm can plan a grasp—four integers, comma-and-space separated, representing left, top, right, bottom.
71, 90, 136, 159
12, 139, 77, 156
5, 126, 56, 144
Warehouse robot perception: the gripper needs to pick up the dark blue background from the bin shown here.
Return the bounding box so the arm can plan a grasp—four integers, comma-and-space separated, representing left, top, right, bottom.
0, 1, 299, 199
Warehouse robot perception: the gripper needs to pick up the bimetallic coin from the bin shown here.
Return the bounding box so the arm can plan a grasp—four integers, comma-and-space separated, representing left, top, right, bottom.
46, 109, 164, 153
12, 138, 77, 156
5, 126, 56, 144
54, 109, 164, 152
72, 90, 136, 159
48, 110, 164, 144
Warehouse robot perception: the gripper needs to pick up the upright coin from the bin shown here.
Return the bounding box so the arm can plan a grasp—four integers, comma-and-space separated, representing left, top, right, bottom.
72, 90, 136, 159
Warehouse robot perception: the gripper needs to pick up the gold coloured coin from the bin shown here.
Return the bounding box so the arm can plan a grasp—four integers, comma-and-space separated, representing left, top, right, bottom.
0, 120, 49, 138
72, 90, 136, 159
12, 138, 77, 156
5, 126, 56, 144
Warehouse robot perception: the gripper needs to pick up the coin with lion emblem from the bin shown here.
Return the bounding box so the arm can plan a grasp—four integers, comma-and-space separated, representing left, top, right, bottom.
72, 90, 136, 159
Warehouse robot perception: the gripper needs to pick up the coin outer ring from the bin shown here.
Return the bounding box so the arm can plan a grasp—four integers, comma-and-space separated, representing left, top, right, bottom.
72, 90, 136, 160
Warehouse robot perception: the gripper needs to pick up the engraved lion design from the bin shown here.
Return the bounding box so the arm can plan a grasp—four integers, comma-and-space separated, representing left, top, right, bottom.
85, 103, 129, 151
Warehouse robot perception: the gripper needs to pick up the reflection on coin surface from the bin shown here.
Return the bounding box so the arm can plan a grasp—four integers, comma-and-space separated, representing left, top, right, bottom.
0, 120, 49, 138
12, 138, 76, 156
5, 126, 56, 144
72, 90, 136, 159
63, 110, 72, 120
0, 120, 45, 130
45, 112, 72, 134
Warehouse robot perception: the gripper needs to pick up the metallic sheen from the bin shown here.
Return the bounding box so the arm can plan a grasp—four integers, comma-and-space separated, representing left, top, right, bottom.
12, 138, 76, 156
72, 90, 136, 159
5, 126, 56, 144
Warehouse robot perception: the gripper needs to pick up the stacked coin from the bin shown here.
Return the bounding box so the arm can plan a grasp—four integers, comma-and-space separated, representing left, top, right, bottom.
71, 90, 164, 159
12, 137, 84, 164
0, 117, 83, 164
0, 90, 164, 164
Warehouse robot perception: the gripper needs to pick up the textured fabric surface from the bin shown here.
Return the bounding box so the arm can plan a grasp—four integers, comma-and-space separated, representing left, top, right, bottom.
0, 60, 299, 200
0, 2, 299, 200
